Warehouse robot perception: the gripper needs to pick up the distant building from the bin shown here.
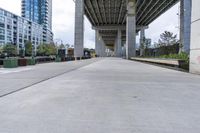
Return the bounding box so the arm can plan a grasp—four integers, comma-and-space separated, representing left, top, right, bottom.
21, 0, 53, 43
0, 8, 43, 53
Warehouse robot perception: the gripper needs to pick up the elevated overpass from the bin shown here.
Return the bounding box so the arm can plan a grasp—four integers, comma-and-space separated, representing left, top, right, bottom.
74, 0, 182, 59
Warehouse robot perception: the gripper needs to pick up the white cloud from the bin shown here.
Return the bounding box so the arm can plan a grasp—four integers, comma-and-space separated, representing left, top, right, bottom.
0, 0, 179, 48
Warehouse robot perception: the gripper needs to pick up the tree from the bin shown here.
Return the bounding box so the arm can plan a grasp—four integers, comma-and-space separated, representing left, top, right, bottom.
25, 41, 33, 56
65, 44, 70, 49
45, 44, 57, 56
3, 44, 17, 57
37, 44, 57, 56
37, 44, 46, 56
144, 38, 152, 56
59, 44, 65, 49
158, 31, 177, 46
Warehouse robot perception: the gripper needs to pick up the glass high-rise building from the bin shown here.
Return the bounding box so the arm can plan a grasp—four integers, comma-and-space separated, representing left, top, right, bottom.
21, 0, 53, 43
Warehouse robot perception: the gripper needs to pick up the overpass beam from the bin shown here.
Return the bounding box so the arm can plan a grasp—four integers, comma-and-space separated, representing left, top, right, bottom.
126, 0, 136, 59
74, 0, 84, 58
180, 0, 192, 54
190, 0, 200, 74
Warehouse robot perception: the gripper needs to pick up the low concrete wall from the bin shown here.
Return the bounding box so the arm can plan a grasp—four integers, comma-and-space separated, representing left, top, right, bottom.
131, 57, 180, 66
131, 58, 187, 69
190, 0, 200, 74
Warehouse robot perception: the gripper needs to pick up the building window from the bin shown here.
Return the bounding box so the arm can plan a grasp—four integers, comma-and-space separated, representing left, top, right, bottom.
0, 10, 4, 15
0, 23, 4, 28
0, 35, 5, 40
0, 41, 5, 45
0, 16, 5, 22
7, 18, 12, 25
0, 28, 4, 34
7, 25, 11, 30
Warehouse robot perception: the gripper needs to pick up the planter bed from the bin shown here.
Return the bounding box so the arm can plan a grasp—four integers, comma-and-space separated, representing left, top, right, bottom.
66, 57, 75, 61
36, 57, 53, 64
27, 58, 36, 65
0, 59, 3, 65
18, 58, 27, 66
55, 57, 61, 62
3, 58, 18, 68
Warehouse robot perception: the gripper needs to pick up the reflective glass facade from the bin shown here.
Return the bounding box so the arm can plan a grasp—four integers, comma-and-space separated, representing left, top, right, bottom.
22, 0, 39, 24
21, 0, 53, 44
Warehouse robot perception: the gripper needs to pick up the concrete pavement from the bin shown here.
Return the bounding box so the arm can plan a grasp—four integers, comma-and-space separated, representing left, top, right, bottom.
0, 58, 200, 133
0, 58, 99, 97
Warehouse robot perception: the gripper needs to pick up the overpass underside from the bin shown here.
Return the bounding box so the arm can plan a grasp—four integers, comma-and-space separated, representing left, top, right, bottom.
74, 0, 179, 58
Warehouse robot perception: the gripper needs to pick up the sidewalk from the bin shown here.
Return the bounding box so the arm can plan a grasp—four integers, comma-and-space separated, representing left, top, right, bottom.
0, 58, 200, 133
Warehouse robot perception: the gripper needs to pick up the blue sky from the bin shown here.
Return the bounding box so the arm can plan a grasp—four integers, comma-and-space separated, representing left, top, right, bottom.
0, 0, 180, 48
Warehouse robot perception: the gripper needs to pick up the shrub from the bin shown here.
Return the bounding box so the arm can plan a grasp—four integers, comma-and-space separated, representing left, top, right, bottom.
159, 52, 189, 62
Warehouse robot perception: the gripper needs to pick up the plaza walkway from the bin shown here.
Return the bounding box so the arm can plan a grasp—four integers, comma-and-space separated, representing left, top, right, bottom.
0, 58, 200, 133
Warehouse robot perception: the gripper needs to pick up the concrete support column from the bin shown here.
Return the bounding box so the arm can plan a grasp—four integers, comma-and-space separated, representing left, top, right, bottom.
101, 39, 106, 57
180, 0, 192, 54
122, 41, 126, 58
116, 29, 122, 57
99, 37, 106, 57
114, 38, 117, 56
96, 31, 106, 57
74, 0, 84, 58
140, 28, 145, 56
126, 0, 136, 59
190, 0, 200, 74
95, 30, 100, 57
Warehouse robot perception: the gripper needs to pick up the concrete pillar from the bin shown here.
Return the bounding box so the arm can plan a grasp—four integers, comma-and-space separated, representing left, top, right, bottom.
101, 39, 106, 57
122, 41, 126, 58
96, 31, 106, 57
114, 38, 117, 56
190, 0, 200, 74
95, 30, 100, 57
140, 28, 145, 56
99, 37, 106, 57
116, 29, 122, 57
180, 0, 192, 54
74, 0, 84, 58
126, 0, 136, 59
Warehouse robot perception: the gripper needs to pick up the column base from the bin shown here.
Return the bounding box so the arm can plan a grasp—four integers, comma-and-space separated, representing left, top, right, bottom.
190, 49, 200, 74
